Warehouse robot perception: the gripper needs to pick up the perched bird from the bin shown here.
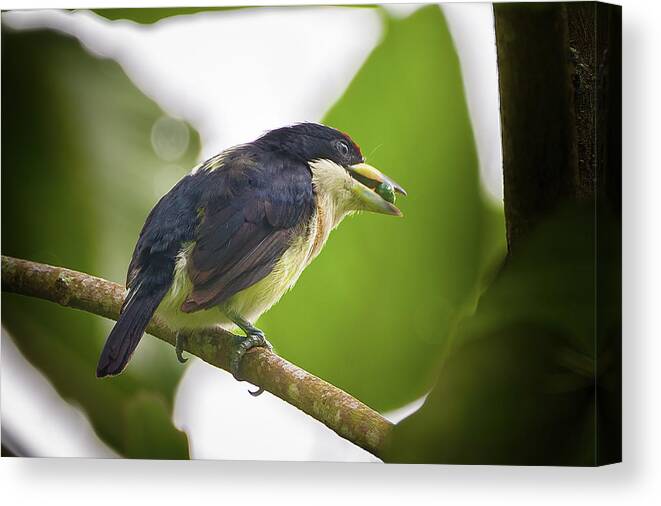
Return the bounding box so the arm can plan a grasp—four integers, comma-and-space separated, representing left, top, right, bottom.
96, 123, 406, 384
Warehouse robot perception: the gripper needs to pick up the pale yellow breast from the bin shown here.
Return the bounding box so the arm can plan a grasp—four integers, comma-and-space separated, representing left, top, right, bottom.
221, 194, 340, 325
228, 161, 354, 322
157, 159, 354, 330
157, 212, 323, 331
225, 225, 315, 323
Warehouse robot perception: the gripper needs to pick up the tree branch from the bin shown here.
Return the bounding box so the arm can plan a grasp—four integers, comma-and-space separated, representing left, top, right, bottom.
1, 255, 393, 458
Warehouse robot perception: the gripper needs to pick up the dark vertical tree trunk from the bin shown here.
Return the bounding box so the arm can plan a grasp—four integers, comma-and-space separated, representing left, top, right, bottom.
494, 1, 621, 465
494, 1, 620, 251
494, 3, 578, 251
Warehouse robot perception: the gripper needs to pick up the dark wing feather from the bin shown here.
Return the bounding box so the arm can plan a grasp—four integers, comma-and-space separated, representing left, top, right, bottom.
181, 152, 314, 312
125, 174, 204, 292
97, 174, 204, 376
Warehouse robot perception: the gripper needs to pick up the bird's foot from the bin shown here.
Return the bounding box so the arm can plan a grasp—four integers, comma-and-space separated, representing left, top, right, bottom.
175, 331, 189, 364
229, 330, 273, 397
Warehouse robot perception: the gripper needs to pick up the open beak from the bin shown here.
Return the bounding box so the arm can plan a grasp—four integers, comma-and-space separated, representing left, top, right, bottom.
348, 162, 407, 217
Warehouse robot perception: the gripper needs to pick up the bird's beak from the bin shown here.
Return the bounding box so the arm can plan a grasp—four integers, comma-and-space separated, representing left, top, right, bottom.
347, 162, 407, 217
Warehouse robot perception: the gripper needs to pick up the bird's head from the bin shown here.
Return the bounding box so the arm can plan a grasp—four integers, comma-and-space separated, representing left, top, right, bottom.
259, 123, 406, 217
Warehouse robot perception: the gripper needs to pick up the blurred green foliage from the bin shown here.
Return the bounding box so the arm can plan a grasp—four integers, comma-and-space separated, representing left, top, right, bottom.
2, 27, 198, 458
385, 205, 621, 465
2, 5, 508, 459
91, 7, 243, 24
265, 5, 505, 411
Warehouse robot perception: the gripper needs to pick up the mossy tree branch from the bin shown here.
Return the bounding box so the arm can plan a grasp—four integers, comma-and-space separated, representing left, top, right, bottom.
1, 255, 393, 458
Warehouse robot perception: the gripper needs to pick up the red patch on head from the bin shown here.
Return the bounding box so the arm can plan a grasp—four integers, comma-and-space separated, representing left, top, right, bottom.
340, 130, 362, 157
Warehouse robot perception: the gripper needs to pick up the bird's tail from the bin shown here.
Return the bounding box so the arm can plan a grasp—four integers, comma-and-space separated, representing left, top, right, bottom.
96, 284, 168, 378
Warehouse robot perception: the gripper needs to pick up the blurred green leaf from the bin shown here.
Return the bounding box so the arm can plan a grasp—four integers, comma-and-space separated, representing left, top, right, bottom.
261, 5, 506, 411
384, 205, 620, 465
123, 393, 189, 459
1, 27, 199, 459
90, 7, 244, 24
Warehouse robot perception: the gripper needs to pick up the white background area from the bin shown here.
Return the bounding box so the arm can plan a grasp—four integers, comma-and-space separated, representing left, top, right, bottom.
1, 0, 660, 505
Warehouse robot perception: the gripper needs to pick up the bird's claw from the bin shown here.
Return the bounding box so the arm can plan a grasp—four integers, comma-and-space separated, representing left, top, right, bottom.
175, 331, 188, 364
229, 331, 272, 397
248, 385, 265, 397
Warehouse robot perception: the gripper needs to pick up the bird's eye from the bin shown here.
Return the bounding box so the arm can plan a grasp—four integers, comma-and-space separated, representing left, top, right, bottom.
337, 141, 350, 157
